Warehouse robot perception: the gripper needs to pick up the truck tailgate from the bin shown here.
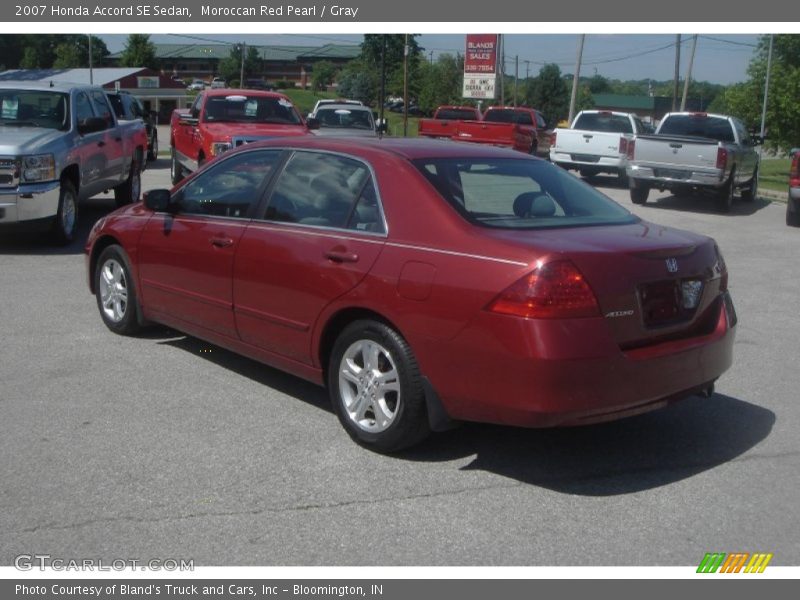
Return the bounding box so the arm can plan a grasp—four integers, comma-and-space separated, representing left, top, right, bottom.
632, 134, 720, 172
554, 129, 625, 161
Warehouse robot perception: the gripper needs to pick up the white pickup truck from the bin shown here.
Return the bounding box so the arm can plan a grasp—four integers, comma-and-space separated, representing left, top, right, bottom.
626, 112, 760, 213
550, 110, 647, 181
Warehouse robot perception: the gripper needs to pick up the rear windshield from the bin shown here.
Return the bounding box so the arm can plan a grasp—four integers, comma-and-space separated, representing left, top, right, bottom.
573, 112, 633, 133
315, 107, 374, 130
0, 90, 70, 131
483, 109, 529, 124
658, 115, 735, 142
436, 108, 478, 120
413, 158, 636, 230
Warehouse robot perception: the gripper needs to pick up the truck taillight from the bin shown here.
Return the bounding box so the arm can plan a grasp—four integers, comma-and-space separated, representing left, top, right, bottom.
625, 138, 635, 160
619, 137, 629, 155
790, 152, 800, 187
552, 130, 557, 148
486, 260, 600, 319
716, 147, 729, 170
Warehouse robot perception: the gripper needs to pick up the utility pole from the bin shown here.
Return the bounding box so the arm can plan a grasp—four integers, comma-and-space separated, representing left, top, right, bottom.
680, 35, 698, 111
568, 34, 585, 124
240, 42, 246, 88
403, 33, 409, 137
88, 34, 93, 84
429, 50, 434, 64
499, 35, 505, 106
672, 34, 681, 111
760, 34, 774, 152
524, 60, 530, 80
379, 35, 386, 136
513, 55, 518, 107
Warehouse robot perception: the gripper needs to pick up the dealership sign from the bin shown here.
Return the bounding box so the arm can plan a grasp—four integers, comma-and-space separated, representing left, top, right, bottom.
463, 34, 499, 99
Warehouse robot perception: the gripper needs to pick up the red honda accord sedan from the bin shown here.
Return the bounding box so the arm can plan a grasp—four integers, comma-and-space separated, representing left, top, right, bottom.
86, 137, 736, 451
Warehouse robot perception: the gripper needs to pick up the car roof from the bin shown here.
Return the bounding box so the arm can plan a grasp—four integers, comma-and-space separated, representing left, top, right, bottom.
235, 136, 532, 162
315, 103, 372, 112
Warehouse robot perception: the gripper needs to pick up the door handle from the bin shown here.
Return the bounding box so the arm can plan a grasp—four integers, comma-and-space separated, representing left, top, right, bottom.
210, 237, 234, 248
324, 249, 359, 263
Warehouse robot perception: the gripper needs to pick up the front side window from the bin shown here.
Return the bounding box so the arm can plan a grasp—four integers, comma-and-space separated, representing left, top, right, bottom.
89, 90, 113, 128
265, 151, 376, 229
414, 158, 636, 230
176, 150, 282, 218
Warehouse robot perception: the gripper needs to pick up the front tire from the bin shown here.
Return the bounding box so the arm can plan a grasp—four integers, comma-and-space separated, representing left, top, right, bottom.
170, 147, 184, 185
328, 320, 430, 452
94, 245, 141, 336
787, 195, 800, 227
741, 167, 758, 202
715, 172, 735, 213
51, 180, 78, 245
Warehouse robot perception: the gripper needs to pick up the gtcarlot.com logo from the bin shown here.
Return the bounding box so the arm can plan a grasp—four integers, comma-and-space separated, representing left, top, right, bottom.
697, 552, 773, 573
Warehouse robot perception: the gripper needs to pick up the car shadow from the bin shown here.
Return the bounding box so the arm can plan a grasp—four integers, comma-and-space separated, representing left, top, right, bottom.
400, 393, 774, 496
0, 195, 119, 256
582, 173, 630, 189
148, 332, 773, 496
641, 193, 773, 216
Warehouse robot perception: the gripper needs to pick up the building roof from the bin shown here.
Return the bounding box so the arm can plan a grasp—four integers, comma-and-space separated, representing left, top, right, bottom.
0, 68, 145, 86
110, 43, 362, 63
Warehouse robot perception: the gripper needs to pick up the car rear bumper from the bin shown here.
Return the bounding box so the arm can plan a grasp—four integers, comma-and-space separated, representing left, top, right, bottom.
0, 181, 61, 225
418, 293, 736, 428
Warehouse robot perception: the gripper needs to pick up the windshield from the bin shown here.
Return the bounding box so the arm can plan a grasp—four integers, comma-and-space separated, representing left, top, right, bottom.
573, 112, 633, 134
315, 108, 374, 130
413, 157, 636, 230
658, 115, 735, 142
0, 90, 70, 130
203, 95, 302, 125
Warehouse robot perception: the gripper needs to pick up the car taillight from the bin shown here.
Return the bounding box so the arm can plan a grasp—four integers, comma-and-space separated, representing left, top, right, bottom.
625, 138, 635, 160
715, 244, 729, 291
487, 260, 600, 319
790, 152, 800, 187
716, 147, 728, 170
619, 136, 629, 155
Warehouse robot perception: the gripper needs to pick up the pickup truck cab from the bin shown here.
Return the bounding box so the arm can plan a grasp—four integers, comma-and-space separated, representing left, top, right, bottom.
455, 106, 551, 156
0, 81, 146, 243
550, 110, 646, 181
170, 89, 313, 185
417, 105, 482, 140
626, 112, 760, 212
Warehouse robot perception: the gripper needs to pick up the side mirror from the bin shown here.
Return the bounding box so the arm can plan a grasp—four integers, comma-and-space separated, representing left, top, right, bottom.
143, 189, 173, 212
306, 117, 320, 130
178, 116, 199, 126
77, 116, 107, 135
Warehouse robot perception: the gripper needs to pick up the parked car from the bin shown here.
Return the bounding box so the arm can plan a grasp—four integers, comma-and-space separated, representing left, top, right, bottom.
307, 103, 382, 137
106, 90, 159, 161
210, 77, 226, 89
0, 81, 146, 244
309, 98, 363, 118
788, 149, 800, 227
86, 138, 736, 452
244, 78, 275, 91
187, 79, 206, 91
626, 112, 761, 212
550, 110, 647, 181
169, 89, 313, 184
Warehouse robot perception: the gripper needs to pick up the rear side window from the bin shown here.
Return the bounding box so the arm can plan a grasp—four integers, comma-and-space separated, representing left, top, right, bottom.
573, 112, 633, 133
658, 115, 735, 142
436, 108, 478, 120
413, 157, 636, 230
265, 151, 381, 231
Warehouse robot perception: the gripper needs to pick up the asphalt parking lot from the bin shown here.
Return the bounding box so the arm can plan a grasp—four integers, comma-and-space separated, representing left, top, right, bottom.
1, 160, 798, 566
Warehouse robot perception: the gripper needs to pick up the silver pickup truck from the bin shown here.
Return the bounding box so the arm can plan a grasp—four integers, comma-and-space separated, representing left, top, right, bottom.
0, 82, 146, 244
626, 112, 760, 213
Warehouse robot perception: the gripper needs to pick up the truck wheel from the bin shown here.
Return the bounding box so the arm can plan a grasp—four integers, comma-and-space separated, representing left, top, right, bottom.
328, 320, 431, 453
147, 131, 158, 162
617, 168, 629, 186
741, 167, 758, 202
529, 141, 538, 156
715, 173, 735, 213
170, 147, 184, 185
114, 160, 141, 208
51, 180, 78, 245
629, 179, 650, 205
787, 197, 800, 227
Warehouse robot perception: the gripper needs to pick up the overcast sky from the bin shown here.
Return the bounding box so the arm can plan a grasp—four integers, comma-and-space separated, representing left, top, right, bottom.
100, 33, 762, 85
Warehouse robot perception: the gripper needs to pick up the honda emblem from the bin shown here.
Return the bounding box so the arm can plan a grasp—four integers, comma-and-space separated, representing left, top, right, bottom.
666, 258, 679, 273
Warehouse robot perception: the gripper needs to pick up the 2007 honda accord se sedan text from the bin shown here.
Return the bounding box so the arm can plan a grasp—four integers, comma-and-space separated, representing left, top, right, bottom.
85, 137, 737, 452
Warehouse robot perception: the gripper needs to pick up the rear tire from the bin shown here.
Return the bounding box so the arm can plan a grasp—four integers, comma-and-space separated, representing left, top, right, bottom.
715, 172, 735, 213
94, 245, 141, 336
629, 179, 650, 205
741, 167, 758, 202
114, 159, 141, 208
51, 180, 78, 245
147, 131, 158, 162
787, 196, 800, 227
328, 320, 430, 452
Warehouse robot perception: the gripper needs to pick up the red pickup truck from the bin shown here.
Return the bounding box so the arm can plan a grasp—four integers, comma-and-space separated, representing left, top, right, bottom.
418, 105, 482, 139
170, 89, 313, 184
454, 106, 552, 157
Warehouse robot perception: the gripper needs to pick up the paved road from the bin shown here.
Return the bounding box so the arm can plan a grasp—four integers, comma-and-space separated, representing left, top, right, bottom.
1, 164, 798, 567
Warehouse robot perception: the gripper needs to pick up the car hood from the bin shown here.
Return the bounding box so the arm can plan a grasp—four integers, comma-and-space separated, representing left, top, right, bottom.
0, 126, 66, 154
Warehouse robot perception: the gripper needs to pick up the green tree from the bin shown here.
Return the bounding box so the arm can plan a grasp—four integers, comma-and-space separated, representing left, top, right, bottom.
361, 35, 423, 99
336, 60, 377, 105
119, 34, 157, 70
218, 45, 261, 85
53, 42, 82, 69
417, 53, 465, 113
526, 64, 570, 124
311, 60, 337, 92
